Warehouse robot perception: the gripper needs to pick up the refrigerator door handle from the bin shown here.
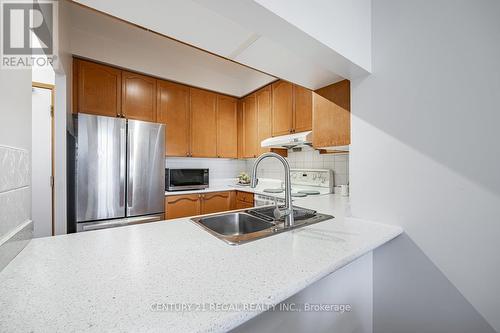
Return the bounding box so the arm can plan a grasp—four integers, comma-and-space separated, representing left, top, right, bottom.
127, 125, 134, 209
119, 125, 126, 208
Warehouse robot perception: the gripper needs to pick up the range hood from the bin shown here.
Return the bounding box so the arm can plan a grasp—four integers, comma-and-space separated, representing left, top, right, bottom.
261, 131, 312, 149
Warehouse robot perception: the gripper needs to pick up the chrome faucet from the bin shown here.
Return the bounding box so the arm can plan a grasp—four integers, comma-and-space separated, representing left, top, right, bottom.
250, 152, 295, 228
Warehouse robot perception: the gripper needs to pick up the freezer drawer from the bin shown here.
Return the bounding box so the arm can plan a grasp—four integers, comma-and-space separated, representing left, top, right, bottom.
127, 120, 165, 217
77, 214, 164, 232
76, 114, 127, 222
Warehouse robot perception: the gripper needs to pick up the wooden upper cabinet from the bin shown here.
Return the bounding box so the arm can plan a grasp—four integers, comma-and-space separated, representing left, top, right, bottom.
201, 191, 232, 215
272, 80, 294, 136
312, 92, 350, 148
76, 59, 121, 117
270, 80, 313, 135
157, 80, 190, 157
72, 59, 78, 114
242, 94, 258, 158
216, 95, 238, 158
121, 71, 157, 122
237, 100, 244, 159
293, 84, 313, 132
314, 79, 350, 111
190, 88, 217, 157
256, 86, 272, 155
166, 194, 201, 219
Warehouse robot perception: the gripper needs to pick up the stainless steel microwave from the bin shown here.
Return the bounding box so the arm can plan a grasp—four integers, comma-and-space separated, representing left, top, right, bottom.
165, 168, 209, 191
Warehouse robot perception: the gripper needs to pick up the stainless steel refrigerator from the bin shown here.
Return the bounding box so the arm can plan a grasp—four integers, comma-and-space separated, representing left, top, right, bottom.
72, 114, 165, 232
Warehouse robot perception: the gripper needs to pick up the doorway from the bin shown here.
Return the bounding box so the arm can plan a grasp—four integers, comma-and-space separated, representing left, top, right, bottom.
32, 82, 55, 237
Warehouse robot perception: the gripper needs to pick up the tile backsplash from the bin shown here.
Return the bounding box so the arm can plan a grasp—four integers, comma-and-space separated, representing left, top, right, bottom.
246, 148, 349, 185
166, 157, 247, 182
0, 145, 32, 271
166, 148, 349, 186
0, 146, 31, 239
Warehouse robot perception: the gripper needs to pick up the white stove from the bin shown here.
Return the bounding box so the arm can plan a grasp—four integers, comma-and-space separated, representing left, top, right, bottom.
254, 169, 334, 206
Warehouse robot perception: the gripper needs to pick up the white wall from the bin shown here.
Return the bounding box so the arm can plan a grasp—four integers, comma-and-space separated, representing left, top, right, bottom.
0, 70, 32, 150
52, 0, 73, 235
31, 37, 55, 85
31, 38, 55, 238
31, 87, 53, 238
351, 0, 500, 331
32, 66, 55, 85
234, 252, 373, 333
254, 0, 372, 71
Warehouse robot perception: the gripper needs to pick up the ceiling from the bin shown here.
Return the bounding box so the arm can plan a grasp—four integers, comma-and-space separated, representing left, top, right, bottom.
68, 2, 277, 97
71, 0, 368, 91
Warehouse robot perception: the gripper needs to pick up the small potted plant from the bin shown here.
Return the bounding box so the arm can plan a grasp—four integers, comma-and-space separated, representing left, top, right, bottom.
237, 172, 250, 185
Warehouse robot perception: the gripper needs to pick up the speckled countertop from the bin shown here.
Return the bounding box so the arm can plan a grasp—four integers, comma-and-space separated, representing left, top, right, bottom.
0, 195, 402, 332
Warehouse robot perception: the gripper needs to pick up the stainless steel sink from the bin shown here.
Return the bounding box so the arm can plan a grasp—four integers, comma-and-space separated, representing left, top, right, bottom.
191, 206, 334, 245
197, 212, 274, 236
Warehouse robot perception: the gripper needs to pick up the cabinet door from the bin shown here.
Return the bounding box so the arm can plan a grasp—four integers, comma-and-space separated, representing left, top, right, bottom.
76, 59, 121, 117
190, 88, 217, 157
166, 194, 201, 219
242, 94, 258, 158
236, 200, 254, 210
236, 191, 254, 204
216, 95, 238, 158
312, 93, 350, 148
272, 80, 293, 136
201, 191, 232, 215
293, 84, 312, 132
237, 100, 244, 158
122, 71, 157, 122
256, 86, 272, 155
157, 80, 190, 157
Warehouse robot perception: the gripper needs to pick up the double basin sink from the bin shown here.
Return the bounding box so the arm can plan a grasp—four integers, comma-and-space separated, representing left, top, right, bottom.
191, 206, 334, 245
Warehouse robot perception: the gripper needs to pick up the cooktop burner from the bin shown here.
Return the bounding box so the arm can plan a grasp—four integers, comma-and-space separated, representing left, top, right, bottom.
297, 190, 321, 195
263, 188, 284, 193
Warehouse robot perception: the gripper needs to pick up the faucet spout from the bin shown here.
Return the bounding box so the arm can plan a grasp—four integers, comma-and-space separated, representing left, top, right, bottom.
251, 152, 294, 228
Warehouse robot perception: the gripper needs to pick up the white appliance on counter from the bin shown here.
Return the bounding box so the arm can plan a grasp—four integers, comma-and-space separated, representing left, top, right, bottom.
254, 169, 334, 206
